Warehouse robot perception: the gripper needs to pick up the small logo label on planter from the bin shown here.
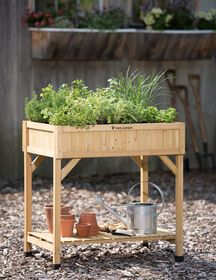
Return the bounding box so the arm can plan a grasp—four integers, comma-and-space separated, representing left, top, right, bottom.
112, 126, 133, 130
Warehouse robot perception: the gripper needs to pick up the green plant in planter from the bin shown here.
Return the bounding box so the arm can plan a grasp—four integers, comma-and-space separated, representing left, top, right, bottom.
25, 80, 91, 123
107, 68, 165, 106
25, 70, 177, 127
140, 8, 173, 30
79, 0, 95, 14
78, 8, 125, 29
196, 9, 216, 30
167, 6, 194, 30
140, 6, 195, 30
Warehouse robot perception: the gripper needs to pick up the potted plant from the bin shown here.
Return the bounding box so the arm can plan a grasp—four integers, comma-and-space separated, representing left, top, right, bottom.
24, 69, 177, 126
23, 69, 184, 158
22, 69, 185, 266
25, 1, 216, 60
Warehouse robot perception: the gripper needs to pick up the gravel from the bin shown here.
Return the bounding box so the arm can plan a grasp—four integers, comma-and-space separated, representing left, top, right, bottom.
0, 171, 215, 280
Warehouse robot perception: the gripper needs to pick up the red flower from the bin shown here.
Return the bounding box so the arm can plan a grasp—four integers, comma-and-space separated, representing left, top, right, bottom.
45, 12, 52, 18
47, 17, 55, 26
40, 19, 47, 27
58, 9, 64, 16
34, 21, 41, 27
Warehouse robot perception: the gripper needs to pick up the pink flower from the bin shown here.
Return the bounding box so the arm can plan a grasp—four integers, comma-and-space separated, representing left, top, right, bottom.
40, 19, 47, 27
47, 17, 55, 26
34, 21, 41, 27
58, 9, 64, 16
45, 12, 52, 18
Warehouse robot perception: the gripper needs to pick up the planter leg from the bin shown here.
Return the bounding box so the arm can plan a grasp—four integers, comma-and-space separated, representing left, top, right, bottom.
24, 251, 33, 257
140, 156, 148, 202
175, 155, 184, 261
142, 242, 149, 248
24, 151, 32, 255
53, 264, 61, 270
53, 158, 61, 266
175, 255, 184, 262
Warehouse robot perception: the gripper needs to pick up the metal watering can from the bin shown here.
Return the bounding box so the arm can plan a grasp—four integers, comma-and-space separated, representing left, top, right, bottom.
96, 182, 164, 235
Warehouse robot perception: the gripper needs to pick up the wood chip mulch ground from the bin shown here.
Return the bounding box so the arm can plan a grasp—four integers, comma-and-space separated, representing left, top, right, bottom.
0, 171, 215, 280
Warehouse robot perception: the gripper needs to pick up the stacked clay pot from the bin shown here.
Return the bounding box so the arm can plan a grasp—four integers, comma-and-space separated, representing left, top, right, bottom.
78, 212, 99, 236
60, 214, 75, 237
76, 223, 91, 238
44, 204, 71, 234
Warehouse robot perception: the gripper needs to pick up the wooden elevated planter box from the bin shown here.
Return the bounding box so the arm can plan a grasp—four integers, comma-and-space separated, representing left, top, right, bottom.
30, 28, 216, 61
22, 121, 185, 158
22, 120, 185, 266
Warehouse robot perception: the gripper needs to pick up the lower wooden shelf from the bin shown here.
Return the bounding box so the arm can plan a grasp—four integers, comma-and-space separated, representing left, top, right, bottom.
27, 228, 175, 252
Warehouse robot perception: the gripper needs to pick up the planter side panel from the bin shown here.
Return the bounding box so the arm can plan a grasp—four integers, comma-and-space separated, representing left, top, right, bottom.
27, 128, 55, 157
31, 31, 125, 60
31, 30, 216, 61
129, 32, 216, 60
57, 125, 184, 158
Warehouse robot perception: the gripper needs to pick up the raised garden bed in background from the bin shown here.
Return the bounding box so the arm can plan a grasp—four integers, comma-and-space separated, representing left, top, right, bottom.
30, 28, 216, 61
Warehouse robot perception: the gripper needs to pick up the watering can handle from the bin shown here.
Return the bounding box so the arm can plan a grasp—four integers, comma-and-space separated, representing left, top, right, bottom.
127, 182, 165, 217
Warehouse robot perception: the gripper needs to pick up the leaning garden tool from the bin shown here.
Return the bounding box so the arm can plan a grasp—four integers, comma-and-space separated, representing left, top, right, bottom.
165, 70, 198, 170
173, 85, 202, 170
165, 69, 177, 108
96, 182, 165, 235
165, 70, 189, 170
188, 74, 216, 170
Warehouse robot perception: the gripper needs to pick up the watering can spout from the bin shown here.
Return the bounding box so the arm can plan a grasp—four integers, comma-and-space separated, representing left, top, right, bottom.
96, 195, 128, 227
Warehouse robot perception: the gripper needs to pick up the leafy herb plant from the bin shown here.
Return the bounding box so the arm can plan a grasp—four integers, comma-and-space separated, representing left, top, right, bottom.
25, 70, 177, 127
78, 8, 125, 30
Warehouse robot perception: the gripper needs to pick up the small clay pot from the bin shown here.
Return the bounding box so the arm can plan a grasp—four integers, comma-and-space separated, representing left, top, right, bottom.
61, 215, 75, 237
76, 223, 91, 238
45, 204, 70, 233
79, 212, 99, 236
61, 214, 75, 219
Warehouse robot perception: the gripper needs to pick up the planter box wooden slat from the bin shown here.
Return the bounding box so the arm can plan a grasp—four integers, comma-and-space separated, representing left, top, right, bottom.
23, 121, 185, 158
28, 228, 176, 247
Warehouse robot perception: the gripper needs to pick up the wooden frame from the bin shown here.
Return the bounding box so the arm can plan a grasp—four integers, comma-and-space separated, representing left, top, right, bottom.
23, 120, 185, 266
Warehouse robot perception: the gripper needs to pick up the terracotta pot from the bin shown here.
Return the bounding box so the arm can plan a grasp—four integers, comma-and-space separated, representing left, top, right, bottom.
44, 204, 70, 233
61, 214, 75, 219
79, 212, 99, 236
76, 223, 91, 238
61, 216, 75, 237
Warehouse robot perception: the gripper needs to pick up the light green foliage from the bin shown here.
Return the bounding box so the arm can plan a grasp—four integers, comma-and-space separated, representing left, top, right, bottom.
78, 8, 125, 30
140, 8, 173, 30
79, 0, 95, 14
25, 70, 177, 127
156, 107, 177, 123
25, 95, 45, 123
108, 68, 165, 106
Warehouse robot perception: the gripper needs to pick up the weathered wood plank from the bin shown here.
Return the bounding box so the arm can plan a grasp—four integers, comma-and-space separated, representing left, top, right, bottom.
28, 229, 176, 246
30, 29, 216, 61
25, 121, 185, 158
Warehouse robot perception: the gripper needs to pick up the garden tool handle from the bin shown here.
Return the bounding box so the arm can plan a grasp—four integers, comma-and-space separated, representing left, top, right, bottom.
165, 69, 177, 108
165, 69, 176, 89
175, 85, 200, 154
188, 74, 208, 144
127, 182, 165, 216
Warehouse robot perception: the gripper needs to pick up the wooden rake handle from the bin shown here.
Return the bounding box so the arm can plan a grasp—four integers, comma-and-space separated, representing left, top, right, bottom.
165, 69, 177, 108
188, 74, 208, 144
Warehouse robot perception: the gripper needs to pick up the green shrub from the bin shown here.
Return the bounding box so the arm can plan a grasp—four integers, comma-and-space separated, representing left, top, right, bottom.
25, 70, 177, 127
79, 8, 125, 29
